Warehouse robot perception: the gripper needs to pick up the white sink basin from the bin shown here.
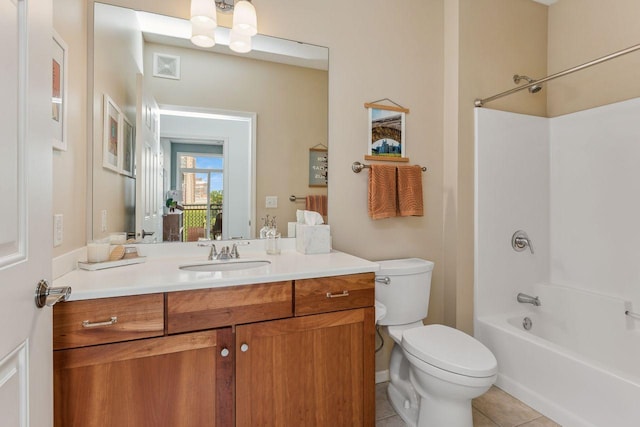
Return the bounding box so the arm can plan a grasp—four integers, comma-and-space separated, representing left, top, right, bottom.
179, 259, 271, 272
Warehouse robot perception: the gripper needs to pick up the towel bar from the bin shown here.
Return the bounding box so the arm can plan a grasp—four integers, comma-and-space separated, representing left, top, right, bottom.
351, 161, 427, 173
289, 195, 305, 202
625, 310, 640, 320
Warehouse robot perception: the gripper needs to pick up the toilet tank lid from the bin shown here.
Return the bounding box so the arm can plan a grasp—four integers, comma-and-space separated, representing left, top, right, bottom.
402, 325, 497, 378
376, 258, 434, 276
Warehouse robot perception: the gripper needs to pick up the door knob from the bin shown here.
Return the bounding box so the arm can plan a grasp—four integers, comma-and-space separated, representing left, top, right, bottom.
35, 280, 71, 308
141, 229, 155, 238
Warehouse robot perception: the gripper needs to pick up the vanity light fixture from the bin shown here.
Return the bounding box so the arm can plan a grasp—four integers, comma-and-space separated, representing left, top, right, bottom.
190, 0, 217, 47
229, 29, 252, 53
190, 0, 258, 52
232, 0, 258, 37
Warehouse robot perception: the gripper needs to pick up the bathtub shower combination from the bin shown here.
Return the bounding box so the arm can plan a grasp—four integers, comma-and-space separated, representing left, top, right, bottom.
475, 96, 640, 427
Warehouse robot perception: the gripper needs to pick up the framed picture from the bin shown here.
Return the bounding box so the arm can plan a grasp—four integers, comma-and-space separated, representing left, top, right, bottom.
366, 103, 409, 161
103, 95, 121, 173
52, 31, 68, 151
308, 146, 328, 187
121, 116, 135, 176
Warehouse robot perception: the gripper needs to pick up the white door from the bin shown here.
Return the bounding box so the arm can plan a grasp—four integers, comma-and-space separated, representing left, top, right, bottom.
0, 0, 53, 426
135, 73, 163, 241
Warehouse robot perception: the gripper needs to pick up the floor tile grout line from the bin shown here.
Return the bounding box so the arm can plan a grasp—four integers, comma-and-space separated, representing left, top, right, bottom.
513, 415, 549, 427
473, 406, 501, 427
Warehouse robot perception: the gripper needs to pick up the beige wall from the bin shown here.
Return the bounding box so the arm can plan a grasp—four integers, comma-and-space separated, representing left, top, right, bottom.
52, 0, 87, 256
547, 0, 640, 117
446, 0, 548, 334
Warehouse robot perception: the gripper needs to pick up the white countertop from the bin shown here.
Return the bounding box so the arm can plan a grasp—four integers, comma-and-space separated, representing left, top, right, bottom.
54, 239, 379, 301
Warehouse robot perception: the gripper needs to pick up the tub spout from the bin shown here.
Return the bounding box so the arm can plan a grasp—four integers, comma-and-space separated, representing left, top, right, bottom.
517, 292, 541, 306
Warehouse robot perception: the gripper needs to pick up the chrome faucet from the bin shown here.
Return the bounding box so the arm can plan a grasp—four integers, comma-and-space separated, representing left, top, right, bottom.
213, 244, 240, 260
517, 292, 541, 306
198, 239, 240, 260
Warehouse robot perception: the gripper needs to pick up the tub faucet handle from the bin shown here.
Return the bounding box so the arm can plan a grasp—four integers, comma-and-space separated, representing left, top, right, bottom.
512, 230, 534, 254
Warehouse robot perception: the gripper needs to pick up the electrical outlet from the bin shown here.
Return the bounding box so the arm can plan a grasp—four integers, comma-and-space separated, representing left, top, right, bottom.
101, 210, 108, 232
265, 196, 278, 208
53, 214, 63, 247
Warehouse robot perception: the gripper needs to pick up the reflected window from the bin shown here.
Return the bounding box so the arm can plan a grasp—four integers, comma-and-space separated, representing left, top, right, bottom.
177, 153, 224, 240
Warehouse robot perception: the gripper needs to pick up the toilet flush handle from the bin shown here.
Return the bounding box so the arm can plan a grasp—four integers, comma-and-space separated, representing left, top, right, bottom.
375, 276, 390, 285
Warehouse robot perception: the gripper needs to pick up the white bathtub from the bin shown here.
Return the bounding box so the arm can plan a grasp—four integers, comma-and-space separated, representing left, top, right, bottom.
475, 283, 640, 427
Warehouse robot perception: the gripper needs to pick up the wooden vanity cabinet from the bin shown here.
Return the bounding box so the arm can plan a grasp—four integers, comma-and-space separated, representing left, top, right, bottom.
236, 272, 376, 427
235, 307, 375, 427
53, 296, 234, 427
53, 272, 375, 427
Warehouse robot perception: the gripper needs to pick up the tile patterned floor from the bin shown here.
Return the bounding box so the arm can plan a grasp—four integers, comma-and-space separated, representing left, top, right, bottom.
375, 383, 561, 427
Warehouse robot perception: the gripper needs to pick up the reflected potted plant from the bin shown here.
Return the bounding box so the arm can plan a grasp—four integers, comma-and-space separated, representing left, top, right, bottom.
166, 198, 178, 213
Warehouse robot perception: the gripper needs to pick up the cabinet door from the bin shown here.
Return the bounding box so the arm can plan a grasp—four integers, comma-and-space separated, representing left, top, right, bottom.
54, 329, 234, 427
236, 308, 375, 427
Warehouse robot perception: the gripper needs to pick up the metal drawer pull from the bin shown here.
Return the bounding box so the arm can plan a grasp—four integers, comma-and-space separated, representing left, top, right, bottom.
326, 290, 349, 298
82, 316, 118, 328
375, 276, 391, 285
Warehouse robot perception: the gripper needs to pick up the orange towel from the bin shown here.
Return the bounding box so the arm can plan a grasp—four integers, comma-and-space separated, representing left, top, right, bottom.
368, 164, 397, 219
397, 165, 424, 216
305, 195, 328, 216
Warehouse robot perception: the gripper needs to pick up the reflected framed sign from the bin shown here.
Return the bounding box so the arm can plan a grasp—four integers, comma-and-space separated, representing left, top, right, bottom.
52, 31, 68, 151
103, 95, 121, 173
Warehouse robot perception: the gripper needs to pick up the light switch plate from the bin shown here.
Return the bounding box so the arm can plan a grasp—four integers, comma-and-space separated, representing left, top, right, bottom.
265, 196, 278, 208
101, 210, 108, 232
53, 214, 63, 247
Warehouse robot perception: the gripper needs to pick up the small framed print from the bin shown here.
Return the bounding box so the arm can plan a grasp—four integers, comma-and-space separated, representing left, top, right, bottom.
103, 95, 121, 173
52, 31, 68, 151
308, 146, 328, 187
121, 116, 135, 176
365, 102, 409, 161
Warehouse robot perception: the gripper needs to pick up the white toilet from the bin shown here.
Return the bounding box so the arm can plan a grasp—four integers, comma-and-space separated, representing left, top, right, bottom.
375, 258, 497, 427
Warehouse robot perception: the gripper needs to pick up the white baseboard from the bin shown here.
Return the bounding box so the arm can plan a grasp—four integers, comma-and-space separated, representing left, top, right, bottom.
375, 369, 390, 384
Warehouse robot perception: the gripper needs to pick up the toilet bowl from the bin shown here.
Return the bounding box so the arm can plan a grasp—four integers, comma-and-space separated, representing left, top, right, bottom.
375, 259, 497, 427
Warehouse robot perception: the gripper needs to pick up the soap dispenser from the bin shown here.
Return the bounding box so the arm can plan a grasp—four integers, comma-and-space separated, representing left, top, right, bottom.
265, 217, 281, 255
259, 215, 270, 239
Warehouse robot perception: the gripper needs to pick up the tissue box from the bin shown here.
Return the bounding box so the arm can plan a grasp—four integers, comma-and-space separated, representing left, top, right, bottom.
296, 224, 331, 254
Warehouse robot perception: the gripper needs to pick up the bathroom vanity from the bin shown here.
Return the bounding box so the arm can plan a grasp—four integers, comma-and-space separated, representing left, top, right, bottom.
52, 242, 377, 426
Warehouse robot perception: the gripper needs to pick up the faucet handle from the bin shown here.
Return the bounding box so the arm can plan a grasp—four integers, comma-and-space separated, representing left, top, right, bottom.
512, 230, 534, 254
231, 244, 239, 258
197, 238, 214, 247
208, 244, 218, 260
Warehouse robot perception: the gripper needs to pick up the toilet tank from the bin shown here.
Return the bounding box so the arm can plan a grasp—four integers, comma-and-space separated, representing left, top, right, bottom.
375, 258, 434, 326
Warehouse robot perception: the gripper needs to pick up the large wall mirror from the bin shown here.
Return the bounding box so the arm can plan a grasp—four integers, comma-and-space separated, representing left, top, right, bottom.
91, 2, 329, 242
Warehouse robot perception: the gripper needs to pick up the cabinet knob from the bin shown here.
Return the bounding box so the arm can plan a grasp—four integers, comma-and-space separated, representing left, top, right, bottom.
240, 343, 249, 352
220, 348, 230, 357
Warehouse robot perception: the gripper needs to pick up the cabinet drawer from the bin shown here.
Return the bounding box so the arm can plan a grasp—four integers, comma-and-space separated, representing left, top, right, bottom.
294, 273, 375, 316
53, 294, 165, 350
167, 281, 293, 334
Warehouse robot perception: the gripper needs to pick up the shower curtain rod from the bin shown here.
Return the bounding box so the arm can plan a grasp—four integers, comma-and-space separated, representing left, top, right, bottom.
474, 43, 640, 107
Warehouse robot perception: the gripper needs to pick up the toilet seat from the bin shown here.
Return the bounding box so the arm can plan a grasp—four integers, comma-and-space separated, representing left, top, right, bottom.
386, 321, 424, 344
402, 324, 497, 378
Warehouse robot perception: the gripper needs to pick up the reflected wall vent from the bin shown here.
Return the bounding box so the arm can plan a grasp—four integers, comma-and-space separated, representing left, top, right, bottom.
153, 53, 181, 80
